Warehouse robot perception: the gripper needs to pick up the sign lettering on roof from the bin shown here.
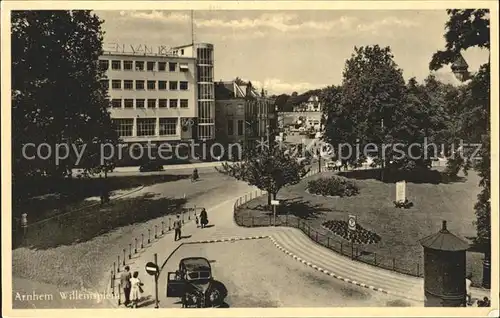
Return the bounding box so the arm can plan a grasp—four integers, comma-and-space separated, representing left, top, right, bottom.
105, 43, 177, 56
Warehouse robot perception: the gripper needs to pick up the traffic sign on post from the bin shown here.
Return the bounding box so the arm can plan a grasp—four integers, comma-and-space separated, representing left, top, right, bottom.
145, 262, 159, 276
348, 215, 356, 231
271, 200, 280, 206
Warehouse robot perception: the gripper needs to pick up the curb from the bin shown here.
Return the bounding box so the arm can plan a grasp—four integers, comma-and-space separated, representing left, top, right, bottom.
185, 235, 270, 245
268, 236, 403, 298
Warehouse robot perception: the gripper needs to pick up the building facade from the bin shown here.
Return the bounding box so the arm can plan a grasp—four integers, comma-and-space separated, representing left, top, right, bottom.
100, 42, 215, 147
215, 80, 275, 156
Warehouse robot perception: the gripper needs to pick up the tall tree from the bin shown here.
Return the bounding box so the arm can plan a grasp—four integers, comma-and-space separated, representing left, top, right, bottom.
430, 9, 490, 288
11, 11, 118, 194
325, 45, 408, 168
217, 146, 308, 207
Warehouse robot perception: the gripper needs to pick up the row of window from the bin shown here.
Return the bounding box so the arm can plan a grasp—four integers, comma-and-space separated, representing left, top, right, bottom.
109, 98, 189, 109
100, 60, 189, 72
227, 119, 245, 136
113, 118, 178, 137
103, 79, 189, 91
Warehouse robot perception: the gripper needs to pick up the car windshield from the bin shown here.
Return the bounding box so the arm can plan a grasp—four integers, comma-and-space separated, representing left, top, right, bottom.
187, 271, 210, 280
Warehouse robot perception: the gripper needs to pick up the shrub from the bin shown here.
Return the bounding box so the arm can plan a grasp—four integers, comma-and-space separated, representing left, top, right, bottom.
322, 220, 381, 245
393, 199, 414, 209
307, 176, 359, 197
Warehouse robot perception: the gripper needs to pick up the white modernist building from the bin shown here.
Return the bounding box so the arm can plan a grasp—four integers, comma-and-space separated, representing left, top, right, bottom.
100, 42, 215, 145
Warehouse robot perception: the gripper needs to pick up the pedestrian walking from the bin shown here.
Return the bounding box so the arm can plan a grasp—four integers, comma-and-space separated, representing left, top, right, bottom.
130, 271, 144, 308
200, 208, 208, 229
174, 214, 182, 241
120, 266, 132, 306
465, 273, 472, 305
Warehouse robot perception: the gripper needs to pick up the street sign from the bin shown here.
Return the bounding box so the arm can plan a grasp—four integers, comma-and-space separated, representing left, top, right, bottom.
348, 215, 356, 231
396, 181, 406, 202
145, 262, 159, 276
271, 200, 280, 206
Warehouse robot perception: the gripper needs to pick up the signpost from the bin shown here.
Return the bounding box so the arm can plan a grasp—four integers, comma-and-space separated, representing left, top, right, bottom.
348, 215, 356, 259
396, 180, 406, 203
271, 200, 280, 226
145, 255, 160, 308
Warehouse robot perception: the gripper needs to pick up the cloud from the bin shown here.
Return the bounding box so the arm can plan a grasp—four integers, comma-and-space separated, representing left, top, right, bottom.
247, 78, 327, 95
356, 16, 420, 34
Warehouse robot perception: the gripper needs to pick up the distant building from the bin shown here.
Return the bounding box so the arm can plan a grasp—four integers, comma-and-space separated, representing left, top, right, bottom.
292, 95, 322, 112
215, 80, 275, 154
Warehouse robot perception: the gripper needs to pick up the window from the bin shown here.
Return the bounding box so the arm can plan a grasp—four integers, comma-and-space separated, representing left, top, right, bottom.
179, 63, 189, 72
159, 118, 177, 136
147, 99, 156, 108
197, 66, 213, 82
113, 119, 134, 137
158, 81, 167, 90
111, 80, 122, 90
227, 120, 234, 135
124, 80, 133, 90
147, 61, 155, 71
169, 99, 178, 108
169, 62, 177, 72
136, 99, 145, 108
180, 81, 188, 90
198, 83, 213, 99
180, 99, 188, 108
124, 61, 133, 70
100, 79, 109, 90
137, 118, 156, 137
99, 60, 109, 71
158, 62, 166, 71
159, 99, 168, 108
237, 120, 244, 135
147, 81, 156, 90
111, 99, 122, 108
135, 61, 144, 71
124, 99, 134, 108
181, 49, 184, 55
169, 81, 178, 90
136, 80, 145, 90
111, 60, 121, 70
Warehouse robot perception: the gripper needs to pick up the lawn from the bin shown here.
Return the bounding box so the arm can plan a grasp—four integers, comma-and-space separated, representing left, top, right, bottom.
12, 194, 188, 289
235, 168, 487, 287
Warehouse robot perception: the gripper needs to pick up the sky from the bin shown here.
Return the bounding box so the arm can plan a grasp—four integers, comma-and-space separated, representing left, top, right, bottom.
96, 10, 490, 95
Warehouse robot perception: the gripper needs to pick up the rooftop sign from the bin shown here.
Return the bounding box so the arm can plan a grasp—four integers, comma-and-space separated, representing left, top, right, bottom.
104, 43, 178, 56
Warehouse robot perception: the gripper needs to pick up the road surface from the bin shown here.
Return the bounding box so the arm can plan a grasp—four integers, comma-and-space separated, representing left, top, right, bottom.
153, 240, 421, 308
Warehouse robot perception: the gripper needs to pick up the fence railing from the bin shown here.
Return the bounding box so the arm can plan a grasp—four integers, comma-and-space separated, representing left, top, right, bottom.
109, 205, 204, 306
232, 166, 424, 279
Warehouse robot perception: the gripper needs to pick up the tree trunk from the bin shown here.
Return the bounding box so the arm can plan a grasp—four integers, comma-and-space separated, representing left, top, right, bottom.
267, 193, 271, 207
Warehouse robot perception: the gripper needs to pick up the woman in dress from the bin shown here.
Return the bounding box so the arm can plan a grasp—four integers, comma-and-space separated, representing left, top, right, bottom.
200, 208, 208, 228
130, 271, 144, 308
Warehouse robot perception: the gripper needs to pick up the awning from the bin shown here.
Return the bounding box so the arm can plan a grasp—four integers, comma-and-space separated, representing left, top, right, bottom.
179, 63, 189, 70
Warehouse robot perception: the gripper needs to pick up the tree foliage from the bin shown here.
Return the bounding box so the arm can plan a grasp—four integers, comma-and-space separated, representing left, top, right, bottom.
216, 146, 309, 204
11, 11, 118, 189
430, 9, 490, 70
430, 10, 491, 258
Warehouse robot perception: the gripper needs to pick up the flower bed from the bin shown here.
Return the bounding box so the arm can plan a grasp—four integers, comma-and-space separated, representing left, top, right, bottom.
322, 220, 381, 244
307, 176, 359, 197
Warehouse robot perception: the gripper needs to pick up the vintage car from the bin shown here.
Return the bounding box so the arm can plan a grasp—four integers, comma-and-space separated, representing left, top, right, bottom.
166, 257, 228, 308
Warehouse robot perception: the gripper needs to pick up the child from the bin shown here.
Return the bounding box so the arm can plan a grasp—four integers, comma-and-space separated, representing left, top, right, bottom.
130, 271, 144, 308
195, 215, 199, 228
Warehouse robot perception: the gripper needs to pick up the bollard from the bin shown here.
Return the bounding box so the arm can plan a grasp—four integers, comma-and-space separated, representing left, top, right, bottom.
374, 253, 377, 265
148, 229, 151, 244
134, 238, 138, 253
297, 218, 300, 228
315, 231, 318, 242
113, 262, 116, 276
141, 234, 144, 249
110, 270, 114, 295
117, 283, 121, 306
154, 225, 158, 239
117, 256, 120, 272
340, 243, 343, 254
327, 237, 330, 248
392, 258, 395, 271
169, 218, 171, 231
122, 249, 126, 265
129, 244, 132, 259
308, 225, 311, 237
417, 263, 420, 276
161, 221, 165, 235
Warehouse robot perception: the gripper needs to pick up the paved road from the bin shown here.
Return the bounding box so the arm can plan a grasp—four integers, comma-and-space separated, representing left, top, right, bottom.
155, 240, 420, 308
